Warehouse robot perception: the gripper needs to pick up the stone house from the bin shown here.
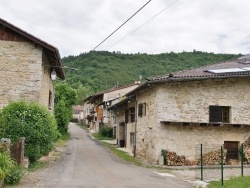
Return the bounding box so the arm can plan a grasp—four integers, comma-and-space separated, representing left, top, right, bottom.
109, 56, 250, 164
83, 82, 140, 134
0, 18, 65, 111
72, 105, 84, 122
108, 97, 137, 151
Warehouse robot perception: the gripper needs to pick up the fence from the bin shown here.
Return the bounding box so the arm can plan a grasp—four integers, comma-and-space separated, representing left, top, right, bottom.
1, 138, 25, 165
197, 143, 249, 185
162, 143, 250, 185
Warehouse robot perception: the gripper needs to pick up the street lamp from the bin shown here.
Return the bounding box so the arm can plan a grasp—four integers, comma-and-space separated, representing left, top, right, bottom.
51, 68, 57, 81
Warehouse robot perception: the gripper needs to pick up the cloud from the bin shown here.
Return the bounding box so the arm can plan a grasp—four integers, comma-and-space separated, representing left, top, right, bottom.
0, 0, 249, 57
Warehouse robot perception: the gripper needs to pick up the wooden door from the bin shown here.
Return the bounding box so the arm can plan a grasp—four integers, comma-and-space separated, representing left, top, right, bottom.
224, 141, 239, 161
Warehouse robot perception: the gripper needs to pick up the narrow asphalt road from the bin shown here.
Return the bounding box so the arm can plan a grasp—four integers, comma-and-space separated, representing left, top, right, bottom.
44, 123, 193, 188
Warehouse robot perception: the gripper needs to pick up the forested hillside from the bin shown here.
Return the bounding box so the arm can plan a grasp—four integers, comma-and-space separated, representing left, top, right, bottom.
62, 51, 240, 94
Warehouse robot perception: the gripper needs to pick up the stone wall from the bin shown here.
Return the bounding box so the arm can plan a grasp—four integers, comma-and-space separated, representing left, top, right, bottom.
39, 54, 54, 111
136, 87, 158, 163
0, 40, 52, 109
136, 77, 250, 164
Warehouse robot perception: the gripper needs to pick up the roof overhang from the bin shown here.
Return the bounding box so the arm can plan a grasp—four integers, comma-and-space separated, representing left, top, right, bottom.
0, 18, 65, 79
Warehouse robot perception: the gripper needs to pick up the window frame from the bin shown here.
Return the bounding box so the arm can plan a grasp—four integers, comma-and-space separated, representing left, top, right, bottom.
129, 107, 135, 123
138, 103, 146, 117
209, 105, 230, 123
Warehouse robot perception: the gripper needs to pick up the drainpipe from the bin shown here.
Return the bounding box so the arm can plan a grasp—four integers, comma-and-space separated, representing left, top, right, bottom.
134, 95, 137, 157
116, 108, 119, 145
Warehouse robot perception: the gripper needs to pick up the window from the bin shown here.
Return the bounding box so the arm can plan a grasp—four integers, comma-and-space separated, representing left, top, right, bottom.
129, 107, 135, 122
48, 91, 52, 110
125, 110, 129, 123
209, 105, 230, 123
138, 103, 146, 117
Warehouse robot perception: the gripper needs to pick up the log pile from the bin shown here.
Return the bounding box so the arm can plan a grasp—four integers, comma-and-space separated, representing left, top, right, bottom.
165, 150, 192, 166
200, 149, 227, 165
243, 137, 250, 164
244, 150, 250, 164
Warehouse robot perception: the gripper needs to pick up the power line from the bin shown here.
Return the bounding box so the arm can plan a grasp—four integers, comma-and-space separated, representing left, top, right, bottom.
108, 0, 180, 50
92, 0, 152, 51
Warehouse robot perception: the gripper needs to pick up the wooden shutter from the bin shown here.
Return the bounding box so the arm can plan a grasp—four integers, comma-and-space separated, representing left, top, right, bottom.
224, 141, 239, 160
125, 110, 128, 123
138, 103, 143, 117
209, 106, 222, 122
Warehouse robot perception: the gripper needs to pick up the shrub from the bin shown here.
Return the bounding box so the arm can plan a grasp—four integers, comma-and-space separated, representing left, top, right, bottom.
54, 100, 72, 134
0, 101, 60, 162
4, 165, 24, 185
99, 126, 113, 138
0, 152, 15, 180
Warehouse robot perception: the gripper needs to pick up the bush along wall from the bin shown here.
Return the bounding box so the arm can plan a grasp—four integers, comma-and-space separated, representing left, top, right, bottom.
0, 101, 60, 163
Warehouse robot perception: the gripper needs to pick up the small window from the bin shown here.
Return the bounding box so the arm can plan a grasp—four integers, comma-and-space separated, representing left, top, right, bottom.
125, 110, 129, 123
138, 103, 146, 117
129, 107, 135, 123
48, 91, 52, 110
209, 105, 230, 123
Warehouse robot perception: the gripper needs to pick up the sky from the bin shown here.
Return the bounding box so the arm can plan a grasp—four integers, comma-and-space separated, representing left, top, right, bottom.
0, 0, 250, 57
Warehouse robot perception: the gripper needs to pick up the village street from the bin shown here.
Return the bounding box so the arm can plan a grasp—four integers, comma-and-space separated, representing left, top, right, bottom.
41, 123, 192, 188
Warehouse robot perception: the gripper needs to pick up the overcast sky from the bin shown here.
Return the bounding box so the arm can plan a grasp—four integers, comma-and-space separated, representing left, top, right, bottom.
0, 0, 250, 57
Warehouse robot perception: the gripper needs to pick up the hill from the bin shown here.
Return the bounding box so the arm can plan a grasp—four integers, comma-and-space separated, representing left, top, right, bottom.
62, 50, 240, 93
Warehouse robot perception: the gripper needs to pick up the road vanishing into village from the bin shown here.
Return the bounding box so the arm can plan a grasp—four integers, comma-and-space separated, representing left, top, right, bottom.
43, 123, 192, 188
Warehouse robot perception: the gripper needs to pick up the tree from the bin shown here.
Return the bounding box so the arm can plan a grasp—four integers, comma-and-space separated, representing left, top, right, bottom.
62, 51, 240, 93
77, 83, 93, 104
54, 83, 77, 134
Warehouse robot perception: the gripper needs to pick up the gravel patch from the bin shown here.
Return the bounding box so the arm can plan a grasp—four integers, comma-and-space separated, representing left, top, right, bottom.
5, 146, 66, 188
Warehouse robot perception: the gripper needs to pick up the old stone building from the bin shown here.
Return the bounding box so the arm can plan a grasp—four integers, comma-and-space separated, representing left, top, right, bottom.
110, 56, 250, 165
83, 82, 140, 134
0, 18, 65, 110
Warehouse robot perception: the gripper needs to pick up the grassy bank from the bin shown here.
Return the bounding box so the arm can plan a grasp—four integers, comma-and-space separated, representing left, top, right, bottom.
208, 176, 250, 188
101, 142, 142, 166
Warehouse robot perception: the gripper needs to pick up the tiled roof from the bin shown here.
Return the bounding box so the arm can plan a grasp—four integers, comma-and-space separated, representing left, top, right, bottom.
149, 56, 250, 81
72, 105, 84, 113
93, 82, 141, 96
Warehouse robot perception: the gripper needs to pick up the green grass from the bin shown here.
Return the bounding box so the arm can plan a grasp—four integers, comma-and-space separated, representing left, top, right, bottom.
92, 133, 113, 140
28, 161, 45, 172
54, 132, 70, 147
101, 141, 142, 166
208, 176, 250, 188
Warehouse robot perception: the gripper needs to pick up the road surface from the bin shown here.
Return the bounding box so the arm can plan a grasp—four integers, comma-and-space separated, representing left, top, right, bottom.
44, 123, 192, 188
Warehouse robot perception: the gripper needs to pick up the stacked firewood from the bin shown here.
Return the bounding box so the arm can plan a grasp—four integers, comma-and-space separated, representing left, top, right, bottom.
243, 137, 250, 164
165, 150, 192, 166
244, 150, 250, 164
200, 149, 227, 165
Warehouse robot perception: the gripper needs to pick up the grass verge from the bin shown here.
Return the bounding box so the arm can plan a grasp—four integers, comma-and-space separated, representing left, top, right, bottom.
28, 161, 45, 172
101, 141, 142, 166
92, 133, 113, 140
208, 176, 250, 188
54, 132, 70, 147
